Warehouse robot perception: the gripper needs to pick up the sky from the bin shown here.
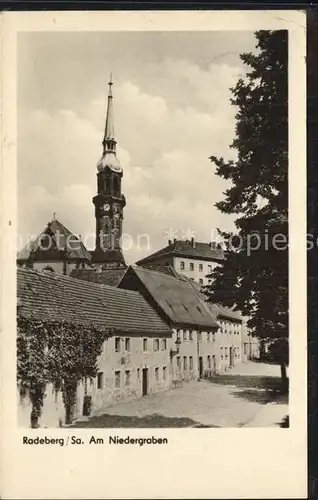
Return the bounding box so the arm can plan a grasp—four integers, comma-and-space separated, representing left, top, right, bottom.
18, 31, 257, 264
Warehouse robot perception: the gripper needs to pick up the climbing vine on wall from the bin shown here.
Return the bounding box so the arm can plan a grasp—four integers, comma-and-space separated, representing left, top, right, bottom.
17, 315, 111, 427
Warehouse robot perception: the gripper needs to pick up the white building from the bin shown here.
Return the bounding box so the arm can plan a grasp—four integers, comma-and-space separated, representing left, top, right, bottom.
136, 238, 224, 286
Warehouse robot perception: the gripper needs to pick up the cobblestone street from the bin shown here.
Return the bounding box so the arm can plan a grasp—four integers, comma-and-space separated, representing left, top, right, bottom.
73, 361, 289, 428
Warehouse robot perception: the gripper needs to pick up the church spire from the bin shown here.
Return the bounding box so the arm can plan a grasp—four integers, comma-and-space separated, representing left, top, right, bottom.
92, 73, 126, 269
103, 73, 115, 147
97, 73, 122, 173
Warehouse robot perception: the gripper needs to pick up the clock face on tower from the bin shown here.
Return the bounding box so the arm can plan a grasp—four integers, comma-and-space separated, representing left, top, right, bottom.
102, 203, 110, 212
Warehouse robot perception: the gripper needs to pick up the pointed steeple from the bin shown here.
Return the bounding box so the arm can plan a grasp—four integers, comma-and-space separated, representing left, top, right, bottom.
103, 73, 115, 145
97, 73, 122, 173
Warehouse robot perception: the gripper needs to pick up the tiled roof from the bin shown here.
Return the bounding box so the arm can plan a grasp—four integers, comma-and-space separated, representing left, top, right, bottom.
185, 278, 243, 322
70, 268, 127, 287
136, 240, 224, 265
17, 268, 171, 335
136, 263, 182, 278
119, 266, 219, 330
17, 219, 92, 263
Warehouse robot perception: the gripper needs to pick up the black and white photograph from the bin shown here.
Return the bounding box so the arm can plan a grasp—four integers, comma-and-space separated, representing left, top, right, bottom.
15, 27, 291, 430
0, 9, 307, 500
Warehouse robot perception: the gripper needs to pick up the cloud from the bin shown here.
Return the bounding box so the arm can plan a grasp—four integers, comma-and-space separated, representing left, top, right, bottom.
18, 57, 239, 264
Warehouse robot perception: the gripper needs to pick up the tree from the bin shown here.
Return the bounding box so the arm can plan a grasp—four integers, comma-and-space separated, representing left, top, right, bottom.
17, 316, 111, 427
207, 30, 288, 390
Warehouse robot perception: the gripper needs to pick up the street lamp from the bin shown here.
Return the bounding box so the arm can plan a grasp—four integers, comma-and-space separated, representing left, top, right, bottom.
170, 336, 181, 358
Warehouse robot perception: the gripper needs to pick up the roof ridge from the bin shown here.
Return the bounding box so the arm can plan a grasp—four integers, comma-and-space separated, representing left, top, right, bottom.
133, 265, 186, 282
17, 267, 144, 297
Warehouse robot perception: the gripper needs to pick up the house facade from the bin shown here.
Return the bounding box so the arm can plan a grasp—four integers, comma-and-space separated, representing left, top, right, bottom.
17, 268, 172, 427
118, 266, 245, 384
136, 238, 225, 286
136, 242, 261, 360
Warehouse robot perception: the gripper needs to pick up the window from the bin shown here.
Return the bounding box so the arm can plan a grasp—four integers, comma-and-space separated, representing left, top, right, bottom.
137, 368, 140, 379
154, 339, 159, 351
207, 332, 211, 342
225, 347, 228, 358
115, 337, 121, 352
125, 370, 131, 387
199, 263, 203, 272
180, 261, 185, 270
183, 356, 187, 370
177, 330, 181, 342
208, 265, 212, 273
221, 347, 224, 359
115, 371, 120, 389
97, 372, 103, 389
189, 331, 193, 341
244, 343, 248, 355
189, 262, 194, 271
155, 367, 159, 382
213, 332, 216, 342
183, 330, 187, 341
189, 356, 193, 370
198, 332, 202, 342
161, 338, 167, 350
199, 278, 203, 285
163, 366, 167, 380
125, 337, 131, 352
207, 356, 211, 369
143, 338, 148, 351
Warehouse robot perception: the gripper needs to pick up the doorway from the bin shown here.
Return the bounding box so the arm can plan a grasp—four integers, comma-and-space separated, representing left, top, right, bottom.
142, 368, 148, 396
199, 357, 204, 378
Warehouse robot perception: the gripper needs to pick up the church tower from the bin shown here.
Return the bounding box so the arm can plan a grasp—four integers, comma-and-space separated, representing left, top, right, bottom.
91, 76, 126, 269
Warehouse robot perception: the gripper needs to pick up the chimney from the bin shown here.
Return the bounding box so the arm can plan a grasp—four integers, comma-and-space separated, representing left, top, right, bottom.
173, 238, 177, 243
168, 239, 172, 245
191, 237, 195, 248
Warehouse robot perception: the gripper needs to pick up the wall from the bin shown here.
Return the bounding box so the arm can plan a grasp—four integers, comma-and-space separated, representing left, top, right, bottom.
18, 321, 247, 428
216, 319, 243, 372
17, 331, 172, 428
87, 333, 172, 413
169, 328, 200, 384
173, 256, 220, 285
18, 383, 67, 428
168, 321, 244, 384
241, 319, 262, 361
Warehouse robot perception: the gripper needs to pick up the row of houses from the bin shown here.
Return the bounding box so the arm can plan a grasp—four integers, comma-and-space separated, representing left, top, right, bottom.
16, 81, 261, 428
17, 264, 258, 428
